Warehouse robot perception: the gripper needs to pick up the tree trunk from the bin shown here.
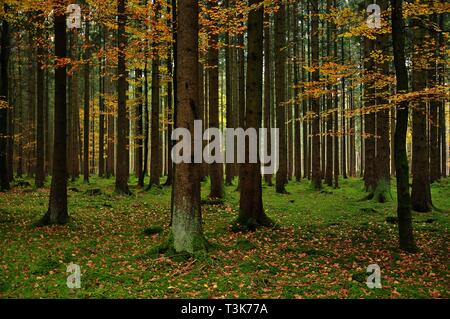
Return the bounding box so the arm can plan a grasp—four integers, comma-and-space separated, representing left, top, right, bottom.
263, 12, 273, 186
325, 0, 333, 187
98, 27, 105, 177
35, 12, 45, 188
0, 5, 11, 191
391, 0, 416, 252
164, 0, 175, 186
135, 68, 143, 184
310, 0, 321, 190
149, 2, 161, 188
363, 28, 376, 193
410, 21, 432, 212
207, 16, 223, 199
115, 0, 131, 194
373, 0, 390, 202
41, 2, 68, 224
293, 2, 301, 182
341, 36, 347, 179
274, 0, 287, 193
225, 0, 234, 186
83, 19, 90, 183
239, 0, 272, 229
170, 0, 207, 253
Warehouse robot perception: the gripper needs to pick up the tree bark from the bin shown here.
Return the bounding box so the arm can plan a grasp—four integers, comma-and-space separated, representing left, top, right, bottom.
239, 0, 272, 229
149, 2, 161, 188
35, 11, 45, 188
83, 19, 90, 183
274, 0, 287, 193
310, 0, 321, 190
115, 0, 131, 194
410, 18, 432, 212
207, 13, 223, 199
0, 4, 11, 191
170, 0, 207, 253
41, 2, 68, 224
391, 0, 416, 252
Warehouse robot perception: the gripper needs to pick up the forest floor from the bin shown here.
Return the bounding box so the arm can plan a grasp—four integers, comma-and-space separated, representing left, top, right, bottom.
0, 176, 449, 299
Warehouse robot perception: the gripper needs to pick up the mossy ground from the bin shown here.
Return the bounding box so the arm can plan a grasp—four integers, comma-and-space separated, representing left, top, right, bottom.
0, 176, 448, 298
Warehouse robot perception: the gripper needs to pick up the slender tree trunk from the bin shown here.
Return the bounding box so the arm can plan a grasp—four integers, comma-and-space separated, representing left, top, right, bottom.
349, 79, 356, 177
410, 19, 432, 212
83, 19, 90, 183
363, 29, 376, 193
135, 68, 143, 184
225, 0, 234, 186
42, 3, 68, 224
164, 0, 175, 186
149, 2, 161, 188
429, 14, 440, 183
106, 28, 115, 178
115, 0, 131, 194
310, 0, 321, 190
263, 12, 273, 186
274, 0, 287, 193
208, 16, 223, 199
325, 0, 333, 187
35, 12, 45, 188
341, 36, 347, 179
0, 5, 11, 191
236, 32, 245, 191
391, 0, 416, 252
293, 2, 301, 182
98, 27, 105, 177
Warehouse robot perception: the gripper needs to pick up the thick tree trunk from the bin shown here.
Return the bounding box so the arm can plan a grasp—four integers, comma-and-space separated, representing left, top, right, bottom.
373, 0, 390, 202
41, 3, 68, 224
391, 0, 416, 252
115, 0, 131, 194
170, 0, 207, 253
239, 0, 272, 229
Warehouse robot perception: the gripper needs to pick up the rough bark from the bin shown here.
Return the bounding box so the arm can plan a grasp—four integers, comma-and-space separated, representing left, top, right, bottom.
83, 19, 90, 183
41, 3, 68, 225
0, 5, 11, 191
115, 0, 131, 194
35, 11, 45, 188
310, 0, 321, 190
170, 0, 207, 254
410, 18, 432, 212
391, 0, 416, 252
274, 0, 287, 193
207, 17, 223, 199
149, 2, 161, 188
238, 0, 272, 229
